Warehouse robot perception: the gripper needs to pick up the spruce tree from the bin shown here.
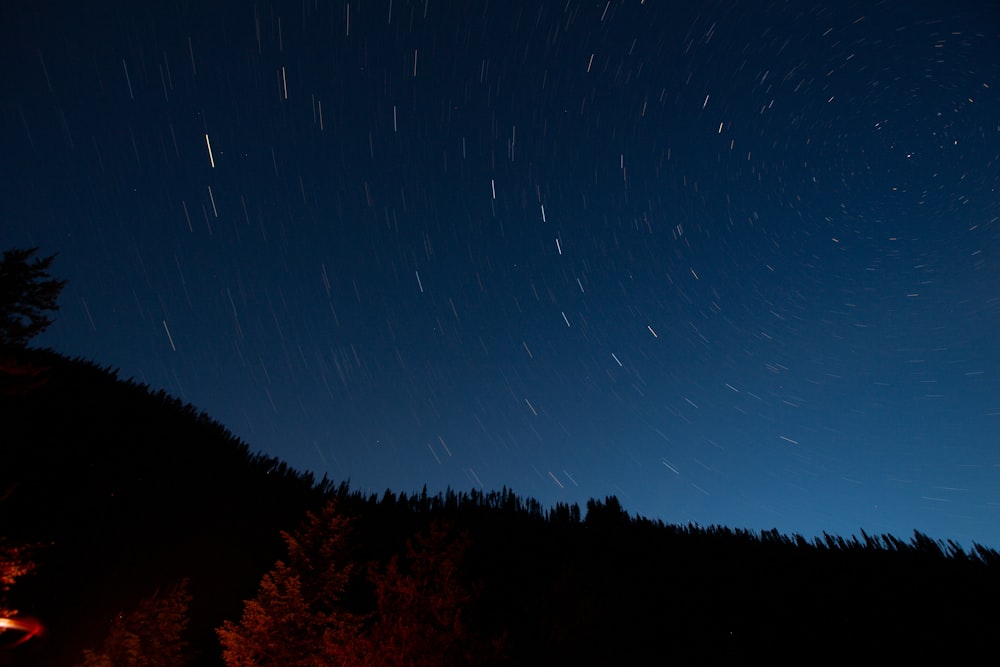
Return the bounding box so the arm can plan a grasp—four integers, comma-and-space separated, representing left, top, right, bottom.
217, 500, 364, 666
358, 521, 505, 666
74, 578, 192, 667
0, 247, 67, 348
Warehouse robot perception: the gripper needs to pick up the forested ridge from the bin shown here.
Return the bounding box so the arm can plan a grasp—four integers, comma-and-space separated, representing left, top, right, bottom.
2, 347, 998, 665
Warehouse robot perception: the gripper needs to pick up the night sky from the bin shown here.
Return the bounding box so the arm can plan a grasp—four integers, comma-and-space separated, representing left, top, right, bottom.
3, 1, 999, 549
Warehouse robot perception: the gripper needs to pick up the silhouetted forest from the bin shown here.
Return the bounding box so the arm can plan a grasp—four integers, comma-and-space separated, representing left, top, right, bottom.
2, 346, 998, 665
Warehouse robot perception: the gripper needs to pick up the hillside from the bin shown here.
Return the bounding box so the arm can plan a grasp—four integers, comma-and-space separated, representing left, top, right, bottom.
1, 347, 328, 666
2, 348, 998, 665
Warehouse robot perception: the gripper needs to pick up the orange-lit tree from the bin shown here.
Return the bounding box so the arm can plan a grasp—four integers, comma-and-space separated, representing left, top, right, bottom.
217, 500, 365, 666
0, 488, 43, 648
0, 539, 36, 619
74, 578, 192, 667
356, 521, 506, 667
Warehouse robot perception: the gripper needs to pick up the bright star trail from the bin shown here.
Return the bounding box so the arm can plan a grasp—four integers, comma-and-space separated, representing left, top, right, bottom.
2, 0, 998, 548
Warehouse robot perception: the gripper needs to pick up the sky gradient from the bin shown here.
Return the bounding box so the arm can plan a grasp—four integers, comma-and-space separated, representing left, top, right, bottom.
3, 0, 999, 548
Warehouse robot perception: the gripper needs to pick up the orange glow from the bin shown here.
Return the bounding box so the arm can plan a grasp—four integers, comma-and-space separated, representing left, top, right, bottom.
0, 616, 43, 648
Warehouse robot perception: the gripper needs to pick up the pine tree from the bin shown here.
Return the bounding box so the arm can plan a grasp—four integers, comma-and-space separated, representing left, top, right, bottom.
216, 500, 364, 666
74, 578, 192, 667
0, 247, 67, 348
358, 521, 505, 667
0, 247, 65, 396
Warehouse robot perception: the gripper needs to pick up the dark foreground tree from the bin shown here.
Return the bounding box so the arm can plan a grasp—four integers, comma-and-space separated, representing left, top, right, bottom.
216, 500, 364, 666
74, 578, 192, 667
0, 247, 66, 397
0, 246, 66, 348
358, 521, 506, 667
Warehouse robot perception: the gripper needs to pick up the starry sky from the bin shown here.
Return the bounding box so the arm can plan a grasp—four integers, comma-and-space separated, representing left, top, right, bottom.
3, 0, 999, 549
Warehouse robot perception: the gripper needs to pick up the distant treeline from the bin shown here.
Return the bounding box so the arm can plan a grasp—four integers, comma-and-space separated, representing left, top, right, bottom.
2, 348, 997, 665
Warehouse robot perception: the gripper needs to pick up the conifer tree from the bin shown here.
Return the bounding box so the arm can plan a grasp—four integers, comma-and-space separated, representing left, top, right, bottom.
358, 521, 505, 667
216, 500, 364, 666
74, 578, 192, 667
0, 247, 66, 396
0, 246, 66, 348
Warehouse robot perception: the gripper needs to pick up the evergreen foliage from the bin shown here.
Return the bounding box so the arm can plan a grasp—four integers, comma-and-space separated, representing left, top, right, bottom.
3, 346, 999, 665
217, 501, 362, 666
0, 247, 66, 348
74, 578, 192, 667
358, 521, 505, 666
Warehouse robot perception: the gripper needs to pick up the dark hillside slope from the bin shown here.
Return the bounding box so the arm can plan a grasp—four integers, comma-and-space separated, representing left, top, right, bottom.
1, 347, 329, 666
2, 347, 998, 665
340, 488, 1000, 663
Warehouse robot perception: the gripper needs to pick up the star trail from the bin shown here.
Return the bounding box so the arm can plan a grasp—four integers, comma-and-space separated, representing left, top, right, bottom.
3, 0, 998, 548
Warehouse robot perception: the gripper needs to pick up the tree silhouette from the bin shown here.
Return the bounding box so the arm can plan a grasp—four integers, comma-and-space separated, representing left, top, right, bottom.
0, 247, 66, 348
216, 500, 364, 666
74, 578, 192, 667
6, 341, 1000, 665
358, 521, 505, 667
583, 495, 629, 528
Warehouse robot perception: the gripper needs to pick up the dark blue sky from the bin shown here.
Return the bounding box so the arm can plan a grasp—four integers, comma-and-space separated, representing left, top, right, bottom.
3, 0, 998, 548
